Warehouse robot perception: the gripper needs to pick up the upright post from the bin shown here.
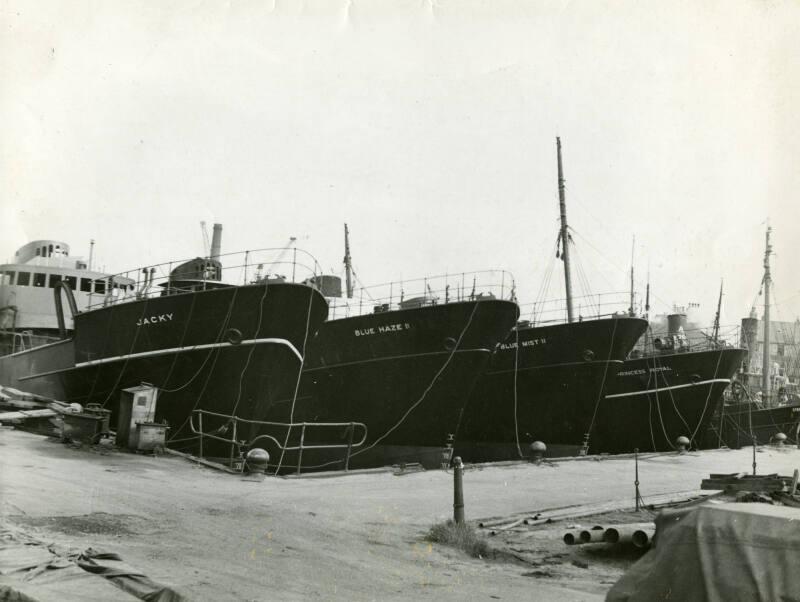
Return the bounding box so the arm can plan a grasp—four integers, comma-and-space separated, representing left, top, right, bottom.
344, 423, 355, 472
752, 437, 757, 476
453, 456, 465, 524
297, 424, 306, 476
230, 418, 238, 468
198, 412, 204, 459
634, 448, 641, 511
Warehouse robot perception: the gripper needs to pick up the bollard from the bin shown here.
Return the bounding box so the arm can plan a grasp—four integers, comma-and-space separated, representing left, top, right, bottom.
245, 448, 270, 474
529, 441, 546, 464
675, 436, 690, 454
453, 456, 465, 524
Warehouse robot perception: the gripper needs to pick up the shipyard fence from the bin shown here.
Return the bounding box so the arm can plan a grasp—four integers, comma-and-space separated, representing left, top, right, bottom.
189, 408, 368, 475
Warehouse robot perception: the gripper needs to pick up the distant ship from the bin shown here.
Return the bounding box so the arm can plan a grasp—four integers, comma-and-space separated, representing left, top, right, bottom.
457, 138, 649, 461
0, 227, 329, 452
602, 311, 746, 453
708, 227, 800, 448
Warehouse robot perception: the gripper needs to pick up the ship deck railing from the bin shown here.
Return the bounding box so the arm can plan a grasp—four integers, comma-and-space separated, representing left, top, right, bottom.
83, 247, 326, 310
513, 291, 633, 327
0, 329, 63, 355
629, 323, 743, 357
326, 269, 517, 319
189, 408, 368, 475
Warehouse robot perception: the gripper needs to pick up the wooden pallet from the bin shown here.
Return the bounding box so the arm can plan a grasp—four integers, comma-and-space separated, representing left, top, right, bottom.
701, 472, 793, 493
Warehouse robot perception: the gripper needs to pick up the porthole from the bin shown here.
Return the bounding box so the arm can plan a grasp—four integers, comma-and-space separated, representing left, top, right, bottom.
226, 328, 243, 345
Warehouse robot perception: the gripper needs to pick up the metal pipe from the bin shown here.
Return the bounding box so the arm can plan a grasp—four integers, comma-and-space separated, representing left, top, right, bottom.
563, 531, 584, 545
602, 523, 655, 545
632, 528, 655, 548
579, 528, 606, 543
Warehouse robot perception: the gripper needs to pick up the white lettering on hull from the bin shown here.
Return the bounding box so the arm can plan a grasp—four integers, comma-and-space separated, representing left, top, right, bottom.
617, 366, 673, 377
354, 323, 412, 337
499, 338, 547, 351
136, 313, 174, 327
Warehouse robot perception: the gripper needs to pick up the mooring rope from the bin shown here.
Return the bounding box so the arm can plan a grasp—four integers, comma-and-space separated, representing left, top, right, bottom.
273, 285, 322, 474
582, 317, 620, 451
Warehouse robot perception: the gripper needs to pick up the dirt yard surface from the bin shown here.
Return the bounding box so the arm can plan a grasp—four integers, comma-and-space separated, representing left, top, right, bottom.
2, 428, 800, 601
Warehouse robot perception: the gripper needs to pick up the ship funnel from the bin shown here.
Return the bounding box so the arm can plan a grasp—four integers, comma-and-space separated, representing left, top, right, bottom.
667, 313, 687, 337
741, 316, 759, 352
210, 223, 223, 260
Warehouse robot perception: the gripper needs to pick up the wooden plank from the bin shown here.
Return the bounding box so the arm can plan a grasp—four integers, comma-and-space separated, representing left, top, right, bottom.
0, 409, 58, 422
163, 448, 241, 474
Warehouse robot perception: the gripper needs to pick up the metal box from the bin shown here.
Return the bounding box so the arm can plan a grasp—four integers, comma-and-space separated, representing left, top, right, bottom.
117, 384, 159, 450
62, 412, 105, 444
135, 422, 169, 453
83, 403, 111, 433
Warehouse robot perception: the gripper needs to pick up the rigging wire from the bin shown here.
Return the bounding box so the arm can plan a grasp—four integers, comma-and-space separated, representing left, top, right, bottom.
274, 286, 322, 474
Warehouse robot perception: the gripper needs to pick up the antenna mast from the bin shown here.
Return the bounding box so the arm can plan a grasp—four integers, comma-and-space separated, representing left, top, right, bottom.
629, 235, 635, 316
762, 225, 772, 400
344, 223, 354, 299
556, 137, 575, 323
712, 279, 723, 344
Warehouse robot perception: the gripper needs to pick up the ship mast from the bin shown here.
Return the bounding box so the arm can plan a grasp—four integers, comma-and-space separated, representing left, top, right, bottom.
344, 223, 354, 299
712, 279, 723, 344
556, 137, 575, 323
762, 226, 772, 400
629, 236, 635, 316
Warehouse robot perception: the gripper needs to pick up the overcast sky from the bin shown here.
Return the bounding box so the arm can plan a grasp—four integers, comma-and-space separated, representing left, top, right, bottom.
2, 0, 799, 330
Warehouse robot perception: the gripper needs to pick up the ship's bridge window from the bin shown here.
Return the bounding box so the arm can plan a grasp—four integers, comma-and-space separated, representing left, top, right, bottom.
64, 275, 77, 290
2, 270, 14, 285
80, 278, 92, 293
94, 279, 106, 294
49, 274, 62, 288
17, 271, 30, 286
33, 273, 47, 287
35, 248, 41, 256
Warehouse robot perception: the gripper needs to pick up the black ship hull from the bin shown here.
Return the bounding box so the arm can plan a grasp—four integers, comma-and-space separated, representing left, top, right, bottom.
600, 348, 747, 453
251, 299, 520, 471
2, 283, 328, 447
457, 316, 648, 461
708, 402, 800, 449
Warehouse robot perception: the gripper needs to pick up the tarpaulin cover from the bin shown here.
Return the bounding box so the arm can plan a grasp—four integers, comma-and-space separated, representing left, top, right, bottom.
607, 502, 800, 602
0, 528, 185, 602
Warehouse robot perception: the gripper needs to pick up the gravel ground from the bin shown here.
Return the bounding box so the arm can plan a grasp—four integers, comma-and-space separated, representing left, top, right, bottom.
2, 427, 799, 601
